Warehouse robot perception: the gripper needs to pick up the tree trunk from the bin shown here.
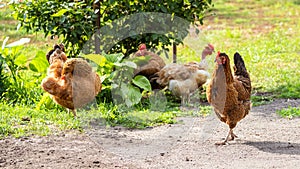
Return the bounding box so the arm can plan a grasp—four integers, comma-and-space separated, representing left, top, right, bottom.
172, 43, 177, 63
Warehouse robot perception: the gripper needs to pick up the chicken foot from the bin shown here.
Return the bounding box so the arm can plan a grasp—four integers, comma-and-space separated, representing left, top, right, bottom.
67, 109, 77, 117
215, 128, 238, 145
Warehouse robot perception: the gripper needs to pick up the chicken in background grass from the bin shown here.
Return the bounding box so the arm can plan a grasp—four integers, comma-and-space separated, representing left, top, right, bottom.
206, 52, 251, 145
154, 44, 214, 106
41, 45, 102, 117
132, 43, 166, 89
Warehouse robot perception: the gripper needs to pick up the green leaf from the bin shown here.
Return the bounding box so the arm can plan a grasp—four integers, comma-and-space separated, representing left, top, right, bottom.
51, 9, 70, 17
83, 54, 106, 67
29, 51, 49, 73
128, 85, 142, 107
132, 75, 152, 91
120, 83, 142, 107
103, 53, 124, 63
184, 0, 191, 5
14, 54, 27, 66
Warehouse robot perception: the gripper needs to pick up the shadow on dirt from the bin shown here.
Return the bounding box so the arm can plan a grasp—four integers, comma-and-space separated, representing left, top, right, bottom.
244, 141, 300, 155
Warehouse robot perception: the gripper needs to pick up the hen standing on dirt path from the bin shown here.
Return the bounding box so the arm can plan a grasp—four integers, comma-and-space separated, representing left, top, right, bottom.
206, 52, 251, 145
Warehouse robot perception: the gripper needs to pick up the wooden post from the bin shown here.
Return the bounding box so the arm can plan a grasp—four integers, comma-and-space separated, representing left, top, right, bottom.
172, 43, 177, 63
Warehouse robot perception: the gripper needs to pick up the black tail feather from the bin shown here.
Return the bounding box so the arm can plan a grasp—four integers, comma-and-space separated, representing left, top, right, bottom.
234, 52, 249, 78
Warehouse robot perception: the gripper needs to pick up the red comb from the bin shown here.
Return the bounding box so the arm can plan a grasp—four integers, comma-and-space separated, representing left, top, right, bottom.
208, 44, 214, 50
139, 44, 146, 50
217, 51, 220, 56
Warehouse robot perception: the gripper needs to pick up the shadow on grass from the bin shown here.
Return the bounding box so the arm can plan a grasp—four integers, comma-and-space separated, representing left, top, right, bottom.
244, 141, 300, 155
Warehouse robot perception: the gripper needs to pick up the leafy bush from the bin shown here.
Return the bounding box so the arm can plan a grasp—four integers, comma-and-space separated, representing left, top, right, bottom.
84, 52, 151, 107
0, 38, 48, 105
12, 0, 96, 56
12, 0, 213, 56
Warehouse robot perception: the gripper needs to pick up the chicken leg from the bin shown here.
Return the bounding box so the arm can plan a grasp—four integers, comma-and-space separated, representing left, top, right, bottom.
215, 128, 238, 145
67, 109, 77, 117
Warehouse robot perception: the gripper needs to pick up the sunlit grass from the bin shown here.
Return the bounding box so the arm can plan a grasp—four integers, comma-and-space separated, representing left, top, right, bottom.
277, 106, 300, 118
0, 102, 81, 139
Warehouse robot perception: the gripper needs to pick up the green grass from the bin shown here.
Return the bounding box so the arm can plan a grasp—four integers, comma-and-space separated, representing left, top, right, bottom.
251, 95, 274, 107
277, 106, 300, 118
0, 102, 81, 139
0, 98, 181, 138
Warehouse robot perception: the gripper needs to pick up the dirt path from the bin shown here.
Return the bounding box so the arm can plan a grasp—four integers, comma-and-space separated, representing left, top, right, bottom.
1, 99, 300, 169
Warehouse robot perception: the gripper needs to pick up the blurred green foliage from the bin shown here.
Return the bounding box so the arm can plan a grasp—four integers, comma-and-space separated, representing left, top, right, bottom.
11, 0, 213, 56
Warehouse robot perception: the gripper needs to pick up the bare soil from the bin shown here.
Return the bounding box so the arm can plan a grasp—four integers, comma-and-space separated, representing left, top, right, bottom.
1, 99, 300, 169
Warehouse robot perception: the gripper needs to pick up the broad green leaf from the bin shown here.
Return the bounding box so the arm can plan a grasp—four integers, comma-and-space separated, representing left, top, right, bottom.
103, 53, 123, 63
29, 51, 49, 73
127, 85, 142, 106
14, 54, 27, 66
120, 83, 142, 107
83, 54, 106, 67
120, 83, 131, 106
132, 75, 151, 91
51, 9, 70, 17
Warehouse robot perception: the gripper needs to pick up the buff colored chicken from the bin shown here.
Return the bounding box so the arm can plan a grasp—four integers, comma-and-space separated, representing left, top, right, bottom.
206, 52, 251, 145
41, 46, 101, 117
155, 44, 214, 105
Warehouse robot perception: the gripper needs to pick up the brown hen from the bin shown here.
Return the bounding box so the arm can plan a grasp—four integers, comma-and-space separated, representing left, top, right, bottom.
41, 47, 101, 117
132, 44, 166, 89
206, 52, 251, 145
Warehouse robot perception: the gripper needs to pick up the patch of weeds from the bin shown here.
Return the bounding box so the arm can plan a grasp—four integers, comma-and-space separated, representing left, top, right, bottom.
251, 95, 274, 107
120, 110, 176, 129
276, 106, 300, 118
273, 82, 300, 99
